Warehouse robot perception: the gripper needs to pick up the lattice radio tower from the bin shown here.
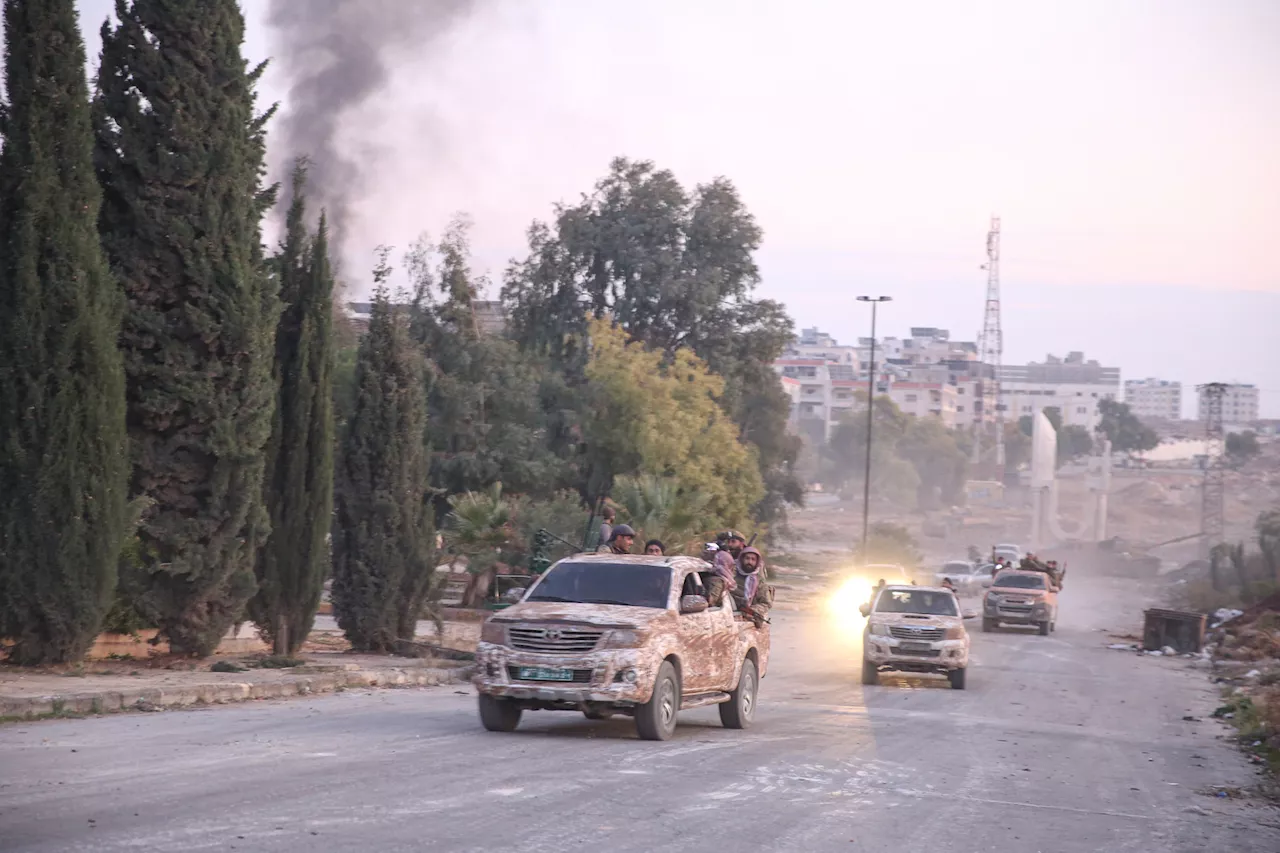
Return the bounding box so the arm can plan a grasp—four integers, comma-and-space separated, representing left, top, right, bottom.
1199, 382, 1229, 550
974, 216, 1004, 468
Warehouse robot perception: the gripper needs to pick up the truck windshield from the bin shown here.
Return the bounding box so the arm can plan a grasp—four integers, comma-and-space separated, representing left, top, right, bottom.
526, 562, 672, 609
875, 589, 958, 616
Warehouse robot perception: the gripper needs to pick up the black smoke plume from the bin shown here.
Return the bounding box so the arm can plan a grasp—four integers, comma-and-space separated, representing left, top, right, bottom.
265, 0, 483, 248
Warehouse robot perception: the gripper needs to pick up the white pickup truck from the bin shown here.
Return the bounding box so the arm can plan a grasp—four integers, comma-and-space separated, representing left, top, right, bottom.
474, 554, 771, 741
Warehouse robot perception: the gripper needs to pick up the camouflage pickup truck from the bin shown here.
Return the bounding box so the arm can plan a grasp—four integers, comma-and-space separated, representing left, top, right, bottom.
474, 554, 770, 741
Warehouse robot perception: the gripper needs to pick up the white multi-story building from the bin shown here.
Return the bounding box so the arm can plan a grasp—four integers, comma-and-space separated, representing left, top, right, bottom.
1124, 378, 1182, 421
786, 328, 861, 368
997, 352, 1120, 430
887, 381, 961, 428
1198, 384, 1260, 425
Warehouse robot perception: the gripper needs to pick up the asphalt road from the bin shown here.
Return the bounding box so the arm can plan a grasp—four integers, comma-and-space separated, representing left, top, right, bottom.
2, 568, 1277, 853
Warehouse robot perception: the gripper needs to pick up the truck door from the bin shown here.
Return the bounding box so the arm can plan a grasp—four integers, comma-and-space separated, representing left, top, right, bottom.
703, 593, 738, 691
675, 568, 714, 694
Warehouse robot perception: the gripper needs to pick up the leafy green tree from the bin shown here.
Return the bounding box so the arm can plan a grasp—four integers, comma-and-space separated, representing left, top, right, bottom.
1096, 399, 1159, 454
1256, 509, 1280, 584
502, 158, 801, 522
0, 0, 129, 664
407, 221, 575, 514
1002, 421, 1031, 474
94, 0, 279, 655
1057, 424, 1095, 465
580, 317, 764, 529
1226, 431, 1260, 462
248, 164, 335, 656
858, 522, 921, 567
332, 270, 434, 651
822, 394, 919, 505
897, 417, 969, 508
443, 483, 511, 608
1018, 407, 1097, 466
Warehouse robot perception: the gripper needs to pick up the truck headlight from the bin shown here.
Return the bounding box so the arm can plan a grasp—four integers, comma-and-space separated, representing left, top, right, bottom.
607, 629, 641, 647
480, 621, 506, 645
945, 625, 966, 640
868, 623, 890, 636
985, 594, 1000, 607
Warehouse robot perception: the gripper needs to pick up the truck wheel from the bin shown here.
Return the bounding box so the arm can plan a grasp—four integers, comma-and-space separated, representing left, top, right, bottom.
478, 694, 522, 732
948, 668, 967, 690
635, 661, 680, 741
719, 657, 758, 730
982, 618, 995, 633
1038, 620, 1051, 636
861, 657, 878, 686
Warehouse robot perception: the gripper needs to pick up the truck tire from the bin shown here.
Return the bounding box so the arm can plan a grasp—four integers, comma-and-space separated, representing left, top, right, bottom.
478, 694, 522, 732
948, 668, 967, 690
719, 657, 758, 730
861, 657, 878, 686
635, 661, 680, 741
1038, 620, 1051, 636
982, 618, 995, 633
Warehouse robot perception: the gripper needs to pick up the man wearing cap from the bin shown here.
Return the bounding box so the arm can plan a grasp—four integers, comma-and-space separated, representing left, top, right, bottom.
598, 523, 636, 555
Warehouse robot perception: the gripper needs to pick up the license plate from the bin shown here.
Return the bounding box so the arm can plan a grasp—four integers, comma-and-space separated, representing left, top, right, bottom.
517, 666, 574, 681
899, 641, 932, 652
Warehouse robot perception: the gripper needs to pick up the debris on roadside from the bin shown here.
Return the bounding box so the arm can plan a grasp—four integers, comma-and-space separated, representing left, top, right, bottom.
1212, 608, 1244, 628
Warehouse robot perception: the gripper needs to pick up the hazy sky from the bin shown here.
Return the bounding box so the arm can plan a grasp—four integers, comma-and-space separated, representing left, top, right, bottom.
64, 1, 1280, 416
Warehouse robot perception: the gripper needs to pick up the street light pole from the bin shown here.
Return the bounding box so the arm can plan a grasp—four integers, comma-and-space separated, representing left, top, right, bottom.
856, 296, 892, 564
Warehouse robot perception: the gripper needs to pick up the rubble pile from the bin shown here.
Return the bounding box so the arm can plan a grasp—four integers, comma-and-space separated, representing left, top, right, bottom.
1210, 597, 1280, 662
1207, 598, 1280, 769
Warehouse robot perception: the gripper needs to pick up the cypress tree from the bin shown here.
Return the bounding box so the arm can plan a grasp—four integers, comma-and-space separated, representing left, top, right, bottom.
94, 1, 279, 656
0, 0, 128, 664
248, 164, 335, 656
332, 266, 433, 653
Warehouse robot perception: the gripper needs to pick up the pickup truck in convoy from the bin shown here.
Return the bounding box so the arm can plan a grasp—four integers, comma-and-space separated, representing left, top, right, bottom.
982, 569, 1059, 635
859, 585, 970, 689
474, 554, 770, 741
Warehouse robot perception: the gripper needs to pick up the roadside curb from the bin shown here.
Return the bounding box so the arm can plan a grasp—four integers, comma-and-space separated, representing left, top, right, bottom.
0, 663, 475, 721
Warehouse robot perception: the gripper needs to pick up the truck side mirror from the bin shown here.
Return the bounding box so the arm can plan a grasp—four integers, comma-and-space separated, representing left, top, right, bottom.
858, 603, 871, 618
679, 594, 709, 614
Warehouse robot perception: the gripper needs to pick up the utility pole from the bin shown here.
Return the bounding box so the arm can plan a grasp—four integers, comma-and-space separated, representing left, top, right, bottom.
1198, 382, 1228, 555
974, 216, 1004, 471
856, 296, 891, 564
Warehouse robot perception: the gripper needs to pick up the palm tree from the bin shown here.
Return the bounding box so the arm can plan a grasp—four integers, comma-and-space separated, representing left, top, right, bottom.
444, 483, 512, 607
611, 474, 713, 554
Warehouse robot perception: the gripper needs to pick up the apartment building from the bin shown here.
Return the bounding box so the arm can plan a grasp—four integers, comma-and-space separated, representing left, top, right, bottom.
998, 352, 1120, 430
886, 381, 960, 427
786, 328, 860, 368
1198, 383, 1260, 425
1124, 378, 1182, 421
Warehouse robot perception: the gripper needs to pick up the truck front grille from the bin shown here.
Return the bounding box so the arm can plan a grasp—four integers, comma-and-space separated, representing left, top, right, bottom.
889, 626, 945, 641
508, 626, 603, 653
